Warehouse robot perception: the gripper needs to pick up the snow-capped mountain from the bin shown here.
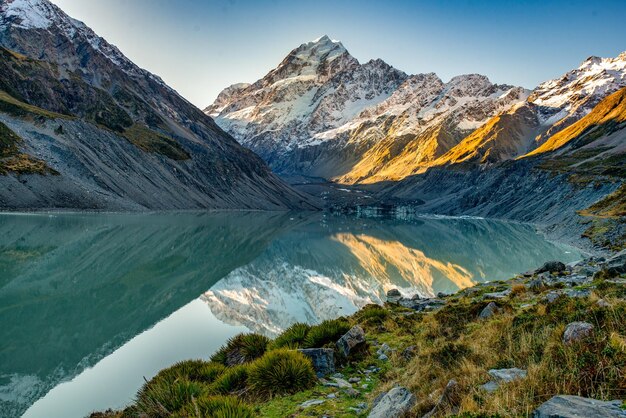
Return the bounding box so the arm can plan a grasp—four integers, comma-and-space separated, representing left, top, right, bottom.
0, 0, 314, 210
206, 35, 528, 183
429, 51, 626, 167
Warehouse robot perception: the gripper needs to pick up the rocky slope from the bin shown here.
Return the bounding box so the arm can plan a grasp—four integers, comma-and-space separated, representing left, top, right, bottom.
0, 0, 315, 210
206, 36, 528, 183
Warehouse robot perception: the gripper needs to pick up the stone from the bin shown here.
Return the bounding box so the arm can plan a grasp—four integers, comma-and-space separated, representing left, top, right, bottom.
423, 379, 461, 418
300, 399, 325, 408
378, 353, 389, 361
367, 387, 416, 418
298, 348, 335, 377
532, 395, 626, 417
376, 343, 391, 354
479, 381, 499, 393
331, 377, 353, 388
563, 321, 594, 345
527, 277, 544, 291
544, 291, 562, 303
596, 299, 610, 307
488, 368, 527, 382
344, 387, 360, 398
327, 393, 337, 399
564, 288, 591, 299
386, 288, 402, 303
336, 325, 366, 357
535, 261, 566, 274
348, 377, 360, 383
479, 302, 500, 319
401, 345, 417, 360
483, 289, 511, 299
607, 249, 626, 271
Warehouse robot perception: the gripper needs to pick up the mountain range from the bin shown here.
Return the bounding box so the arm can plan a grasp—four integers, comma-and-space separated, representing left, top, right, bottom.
0, 0, 315, 210
0, 0, 623, 249
208, 35, 626, 186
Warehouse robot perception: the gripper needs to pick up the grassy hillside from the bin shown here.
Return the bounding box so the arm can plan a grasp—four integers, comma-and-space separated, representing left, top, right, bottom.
92, 259, 626, 417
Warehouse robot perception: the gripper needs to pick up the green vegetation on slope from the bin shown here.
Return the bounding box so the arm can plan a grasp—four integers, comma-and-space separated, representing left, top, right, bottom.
122, 124, 190, 161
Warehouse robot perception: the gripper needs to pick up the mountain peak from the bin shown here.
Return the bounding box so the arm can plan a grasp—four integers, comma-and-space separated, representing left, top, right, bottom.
0, 0, 57, 29
311, 34, 341, 45
293, 34, 347, 60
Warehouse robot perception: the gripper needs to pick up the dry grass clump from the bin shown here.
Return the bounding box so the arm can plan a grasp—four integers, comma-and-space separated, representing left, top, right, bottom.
380, 285, 626, 417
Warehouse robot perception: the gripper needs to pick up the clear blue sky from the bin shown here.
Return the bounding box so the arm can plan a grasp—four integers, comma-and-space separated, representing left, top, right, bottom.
50, 0, 626, 108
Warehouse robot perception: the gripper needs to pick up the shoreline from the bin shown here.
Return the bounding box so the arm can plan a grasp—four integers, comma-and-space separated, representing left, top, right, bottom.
91, 252, 626, 417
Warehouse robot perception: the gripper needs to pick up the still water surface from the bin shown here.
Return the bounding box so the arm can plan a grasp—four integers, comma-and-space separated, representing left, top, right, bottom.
0, 211, 582, 418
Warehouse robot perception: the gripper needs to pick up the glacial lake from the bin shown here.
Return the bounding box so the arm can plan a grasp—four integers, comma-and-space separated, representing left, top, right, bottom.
0, 211, 583, 418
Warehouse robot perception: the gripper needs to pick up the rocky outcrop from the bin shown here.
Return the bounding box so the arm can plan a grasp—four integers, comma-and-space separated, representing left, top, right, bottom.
479, 302, 500, 319
562, 322, 594, 345
423, 379, 461, 418
298, 348, 335, 377
368, 386, 416, 418
336, 325, 366, 357
532, 395, 626, 418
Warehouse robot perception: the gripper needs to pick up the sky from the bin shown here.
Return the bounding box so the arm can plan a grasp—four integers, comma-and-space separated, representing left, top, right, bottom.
49, 0, 626, 109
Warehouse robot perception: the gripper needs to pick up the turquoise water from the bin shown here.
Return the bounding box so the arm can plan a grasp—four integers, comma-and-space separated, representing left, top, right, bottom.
0, 212, 582, 418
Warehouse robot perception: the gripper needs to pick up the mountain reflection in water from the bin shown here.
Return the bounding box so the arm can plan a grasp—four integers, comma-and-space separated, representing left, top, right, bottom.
0, 212, 581, 418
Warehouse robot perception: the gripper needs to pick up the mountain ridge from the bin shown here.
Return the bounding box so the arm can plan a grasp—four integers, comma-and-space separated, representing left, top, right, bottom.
0, 0, 317, 210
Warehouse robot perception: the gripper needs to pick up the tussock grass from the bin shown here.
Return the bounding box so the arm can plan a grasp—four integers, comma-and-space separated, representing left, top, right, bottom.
303, 318, 350, 349
136, 377, 209, 418
247, 349, 317, 399
211, 333, 270, 366
174, 395, 256, 418
209, 364, 249, 395
268, 322, 311, 350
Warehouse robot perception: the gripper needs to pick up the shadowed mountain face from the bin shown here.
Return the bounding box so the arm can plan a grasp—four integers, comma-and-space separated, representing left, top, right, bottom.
0, 0, 314, 210
0, 211, 295, 417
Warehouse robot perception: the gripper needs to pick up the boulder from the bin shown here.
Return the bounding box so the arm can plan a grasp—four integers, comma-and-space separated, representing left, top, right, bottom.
368, 387, 416, 418
336, 325, 366, 357
562, 321, 594, 345
543, 291, 562, 303
386, 288, 402, 303
483, 289, 511, 299
479, 302, 500, 319
527, 277, 544, 291
423, 379, 461, 418
607, 249, 626, 271
480, 368, 527, 393
401, 345, 417, 360
488, 368, 527, 382
298, 348, 335, 377
535, 261, 566, 274
532, 395, 626, 417
300, 399, 325, 408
